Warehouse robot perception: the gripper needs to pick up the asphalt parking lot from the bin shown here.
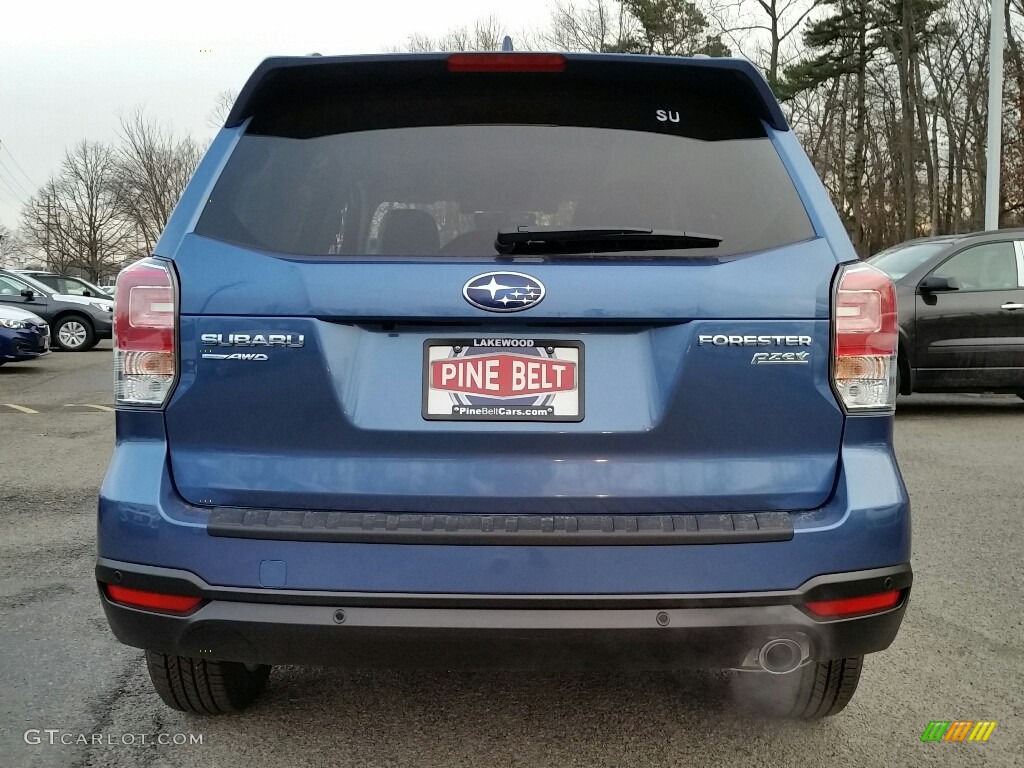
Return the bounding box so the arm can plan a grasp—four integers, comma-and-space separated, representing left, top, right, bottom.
1, 345, 1021, 767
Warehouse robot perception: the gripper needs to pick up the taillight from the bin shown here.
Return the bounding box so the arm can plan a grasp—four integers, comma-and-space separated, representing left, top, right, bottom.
447, 53, 567, 72
832, 263, 897, 412
114, 258, 177, 407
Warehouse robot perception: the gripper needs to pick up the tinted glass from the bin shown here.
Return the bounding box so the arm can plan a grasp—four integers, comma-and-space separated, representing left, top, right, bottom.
868, 242, 949, 280
931, 242, 1019, 291
196, 81, 814, 260
54, 277, 96, 296
33, 275, 62, 291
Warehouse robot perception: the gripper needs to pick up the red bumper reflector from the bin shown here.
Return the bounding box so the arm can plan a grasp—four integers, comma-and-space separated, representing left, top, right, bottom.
106, 584, 202, 613
447, 53, 566, 72
805, 590, 901, 618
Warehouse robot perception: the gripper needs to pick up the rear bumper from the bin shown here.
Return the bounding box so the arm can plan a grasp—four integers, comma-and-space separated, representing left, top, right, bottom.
97, 558, 910, 670
98, 414, 912, 595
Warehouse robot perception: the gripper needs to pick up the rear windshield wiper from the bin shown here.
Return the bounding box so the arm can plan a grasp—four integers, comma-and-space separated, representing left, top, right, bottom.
494, 227, 722, 256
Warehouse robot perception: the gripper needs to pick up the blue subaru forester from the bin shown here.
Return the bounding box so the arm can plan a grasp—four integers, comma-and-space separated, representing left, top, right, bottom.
98, 52, 911, 717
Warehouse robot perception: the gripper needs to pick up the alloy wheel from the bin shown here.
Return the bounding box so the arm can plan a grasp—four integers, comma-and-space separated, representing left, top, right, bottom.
58, 321, 88, 349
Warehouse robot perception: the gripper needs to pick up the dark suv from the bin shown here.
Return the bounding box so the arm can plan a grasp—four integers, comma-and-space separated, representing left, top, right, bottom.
97, 52, 911, 718
868, 229, 1024, 398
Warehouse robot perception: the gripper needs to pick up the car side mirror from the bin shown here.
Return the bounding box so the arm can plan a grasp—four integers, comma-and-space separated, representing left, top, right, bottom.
83, 289, 93, 297
20, 288, 35, 300
919, 276, 959, 293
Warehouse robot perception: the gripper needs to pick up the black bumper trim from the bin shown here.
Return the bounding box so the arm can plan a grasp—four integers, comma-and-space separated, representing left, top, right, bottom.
96, 559, 911, 670
206, 508, 794, 545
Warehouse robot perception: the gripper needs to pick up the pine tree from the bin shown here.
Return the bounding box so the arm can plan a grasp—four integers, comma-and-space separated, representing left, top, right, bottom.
616, 0, 731, 56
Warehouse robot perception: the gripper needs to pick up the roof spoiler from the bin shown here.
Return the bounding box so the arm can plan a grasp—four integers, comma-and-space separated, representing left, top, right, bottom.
225, 53, 788, 133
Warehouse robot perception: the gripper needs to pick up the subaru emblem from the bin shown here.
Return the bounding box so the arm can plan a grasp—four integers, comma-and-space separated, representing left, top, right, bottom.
462, 272, 545, 313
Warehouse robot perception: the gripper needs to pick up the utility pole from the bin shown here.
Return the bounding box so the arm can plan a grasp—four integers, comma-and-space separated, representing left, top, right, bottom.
985, 0, 1005, 230
45, 185, 53, 270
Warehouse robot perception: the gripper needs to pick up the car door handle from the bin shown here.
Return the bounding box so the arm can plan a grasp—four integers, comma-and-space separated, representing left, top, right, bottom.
1001, 303, 1024, 310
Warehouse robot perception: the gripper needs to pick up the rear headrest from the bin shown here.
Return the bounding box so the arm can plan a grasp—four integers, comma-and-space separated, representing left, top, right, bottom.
983, 251, 1017, 289
378, 209, 440, 255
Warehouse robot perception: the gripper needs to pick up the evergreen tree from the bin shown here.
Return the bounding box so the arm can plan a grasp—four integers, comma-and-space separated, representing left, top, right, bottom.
616, 1, 731, 56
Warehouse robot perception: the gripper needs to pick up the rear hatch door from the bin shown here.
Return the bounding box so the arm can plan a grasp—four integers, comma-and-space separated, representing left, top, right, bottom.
163, 54, 843, 515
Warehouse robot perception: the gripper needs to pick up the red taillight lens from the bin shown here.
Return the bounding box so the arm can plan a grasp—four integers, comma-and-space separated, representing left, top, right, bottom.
832, 263, 898, 412
447, 53, 567, 72
106, 584, 202, 614
114, 259, 177, 406
805, 589, 902, 618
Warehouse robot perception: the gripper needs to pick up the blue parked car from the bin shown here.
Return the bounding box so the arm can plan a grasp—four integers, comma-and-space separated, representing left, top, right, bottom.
0, 305, 50, 366
97, 52, 911, 717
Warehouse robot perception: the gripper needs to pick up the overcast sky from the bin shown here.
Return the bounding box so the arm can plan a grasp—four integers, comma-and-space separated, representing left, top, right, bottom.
0, 0, 554, 231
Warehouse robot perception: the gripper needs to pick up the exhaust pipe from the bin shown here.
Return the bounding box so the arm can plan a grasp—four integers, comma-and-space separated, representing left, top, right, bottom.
757, 638, 803, 674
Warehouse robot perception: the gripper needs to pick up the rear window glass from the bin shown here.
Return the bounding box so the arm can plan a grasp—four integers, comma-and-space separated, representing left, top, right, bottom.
195, 78, 814, 260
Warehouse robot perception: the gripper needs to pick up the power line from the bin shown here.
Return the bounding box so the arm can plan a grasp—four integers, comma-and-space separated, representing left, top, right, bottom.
0, 193, 22, 214
0, 141, 37, 191
0, 143, 30, 206
0, 171, 27, 208
0, 156, 32, 199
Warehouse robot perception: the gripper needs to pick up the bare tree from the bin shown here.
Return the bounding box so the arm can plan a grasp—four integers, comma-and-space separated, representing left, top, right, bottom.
18, 177, 84, 274
923, 0, 994, 232
112, 110, 203, 254
711, 0, 815, 87
1002, 0, 1024, 221
542, 0, 638, 51
397, 15, 509, 52
207, 89, 238, 129
18, 142, 134, 280
0, 223, 13, 268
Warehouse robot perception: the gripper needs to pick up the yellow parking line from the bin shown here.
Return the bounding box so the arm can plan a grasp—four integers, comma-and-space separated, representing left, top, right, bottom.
65, 404, 115, 412
3, 404, 39, 414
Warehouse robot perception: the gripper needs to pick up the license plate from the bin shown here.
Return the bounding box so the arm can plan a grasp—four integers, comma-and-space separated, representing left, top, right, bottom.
423, 338, 583, 422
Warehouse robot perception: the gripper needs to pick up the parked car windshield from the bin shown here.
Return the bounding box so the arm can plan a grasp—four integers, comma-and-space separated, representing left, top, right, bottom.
196, 80, 815, 260
868, 242, 951, 279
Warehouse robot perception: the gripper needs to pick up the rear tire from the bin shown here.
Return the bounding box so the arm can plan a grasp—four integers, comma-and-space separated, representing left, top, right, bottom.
145, 651, 271, 714
732, 656, 864, 719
